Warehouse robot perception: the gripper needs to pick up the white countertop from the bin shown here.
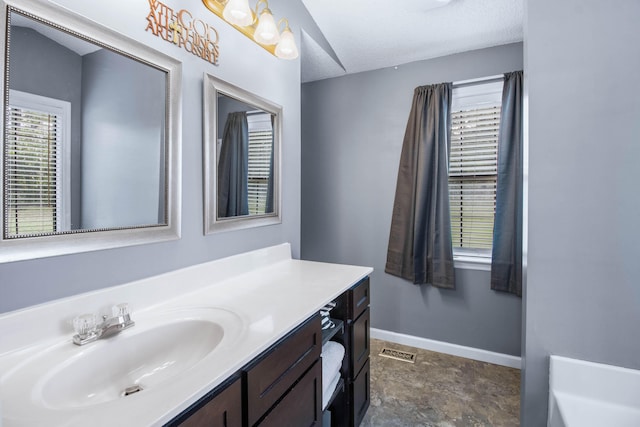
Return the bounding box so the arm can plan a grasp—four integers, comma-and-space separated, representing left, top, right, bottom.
0, 244, 373, 426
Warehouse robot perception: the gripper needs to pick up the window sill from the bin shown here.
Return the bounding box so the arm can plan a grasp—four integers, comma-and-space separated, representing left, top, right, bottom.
453, 254, 491, 271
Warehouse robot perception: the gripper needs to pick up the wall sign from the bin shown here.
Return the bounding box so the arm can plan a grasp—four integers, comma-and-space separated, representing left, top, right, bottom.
146, 0, 220, 65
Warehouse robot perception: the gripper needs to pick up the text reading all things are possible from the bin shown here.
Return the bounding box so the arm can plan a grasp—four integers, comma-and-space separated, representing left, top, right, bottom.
146, 0, 220, 65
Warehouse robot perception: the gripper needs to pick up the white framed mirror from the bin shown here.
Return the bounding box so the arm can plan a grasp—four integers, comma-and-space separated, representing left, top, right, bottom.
203, 73, 281, 234
0, 0, 182, 263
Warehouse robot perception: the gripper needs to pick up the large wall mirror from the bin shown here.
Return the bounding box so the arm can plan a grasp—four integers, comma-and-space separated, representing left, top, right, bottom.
0, 0, 182, 262
203, 73, 281, 233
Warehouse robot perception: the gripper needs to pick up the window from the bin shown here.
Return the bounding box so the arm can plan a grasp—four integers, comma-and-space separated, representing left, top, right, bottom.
246, 112, 273, 215
5, 90, 70, 238
449, 81, 502, 256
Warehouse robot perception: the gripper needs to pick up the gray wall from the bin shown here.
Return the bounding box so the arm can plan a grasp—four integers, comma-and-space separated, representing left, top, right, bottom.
301, 43, 523, 356
80, 49, 165, 228
522, 1, 640, 425
0, 0, 303, 313
8, 26, 83, 229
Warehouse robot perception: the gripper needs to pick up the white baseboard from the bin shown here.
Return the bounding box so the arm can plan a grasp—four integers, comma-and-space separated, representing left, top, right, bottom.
370, 328, 522, 369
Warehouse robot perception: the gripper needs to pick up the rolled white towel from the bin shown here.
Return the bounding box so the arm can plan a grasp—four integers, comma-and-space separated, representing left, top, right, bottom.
322, 341, 345, 398
322, 370, 341, 410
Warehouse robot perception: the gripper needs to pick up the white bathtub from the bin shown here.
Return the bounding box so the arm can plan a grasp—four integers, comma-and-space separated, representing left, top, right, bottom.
548, 355, 640, 427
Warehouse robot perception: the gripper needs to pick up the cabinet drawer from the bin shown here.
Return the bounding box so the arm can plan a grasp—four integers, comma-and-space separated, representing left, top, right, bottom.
257, 360, 322, 427
245, 315, 322, 426
349, 278, 370, 321
171, 376, 242, 427
351, 359, 370, 427
350, 307, 370, 378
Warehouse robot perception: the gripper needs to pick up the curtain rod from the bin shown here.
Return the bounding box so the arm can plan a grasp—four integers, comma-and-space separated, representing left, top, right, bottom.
453, 74, 504, 89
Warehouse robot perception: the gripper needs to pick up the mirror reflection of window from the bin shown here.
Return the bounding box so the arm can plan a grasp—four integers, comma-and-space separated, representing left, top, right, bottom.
246, 112, 273, 215
216, 93, 275, 219
204, 73, 281, 233
6, 11, 169, 235
217, 111, 274, 218
218, 112, 249, 218
6, 90, 71, 238
1, 3, 181, 263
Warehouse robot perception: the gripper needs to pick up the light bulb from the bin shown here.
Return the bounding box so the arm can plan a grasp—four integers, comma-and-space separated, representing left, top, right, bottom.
222, 0, 253, 27
275, 28, 298, 59
254, 9, 280, 45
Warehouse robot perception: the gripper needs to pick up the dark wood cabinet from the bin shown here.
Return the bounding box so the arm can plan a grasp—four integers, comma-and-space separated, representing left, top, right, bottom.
328, 277, 371, 427
257, 360, 322, 427
351, 359, 370, 427
348, 278, 370, 321
350, 307, 370, 378
244, 314, 322, 427
166, 375, 242, 427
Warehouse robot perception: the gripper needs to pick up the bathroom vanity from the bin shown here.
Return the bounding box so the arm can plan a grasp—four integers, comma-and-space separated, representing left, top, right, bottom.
0, 244, 372, 426
168, 276, 371, 427
171, 313, 323, 427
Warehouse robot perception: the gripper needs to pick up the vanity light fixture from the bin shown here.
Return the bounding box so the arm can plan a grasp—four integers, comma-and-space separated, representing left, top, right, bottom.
222, 0, 253, 26
202, 0, 298, 59
253, 0, 279, 45
274, 19, 298, 60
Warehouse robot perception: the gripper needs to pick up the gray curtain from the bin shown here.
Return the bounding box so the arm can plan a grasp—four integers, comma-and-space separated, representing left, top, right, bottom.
385, 83, 456, 289
491, 71, 523, 297
218, 112, 249, 217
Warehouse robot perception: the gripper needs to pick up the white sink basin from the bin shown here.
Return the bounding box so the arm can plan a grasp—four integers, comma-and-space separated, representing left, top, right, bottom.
1, 307, 245, 423
42, 318, 224, 408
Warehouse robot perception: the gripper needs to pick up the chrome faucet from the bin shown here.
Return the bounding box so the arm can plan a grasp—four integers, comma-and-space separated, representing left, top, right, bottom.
72, 303, 135, 346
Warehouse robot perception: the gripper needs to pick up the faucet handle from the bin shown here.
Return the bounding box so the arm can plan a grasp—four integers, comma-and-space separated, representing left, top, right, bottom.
112, 303, 131, 319
73, 313, 97, 338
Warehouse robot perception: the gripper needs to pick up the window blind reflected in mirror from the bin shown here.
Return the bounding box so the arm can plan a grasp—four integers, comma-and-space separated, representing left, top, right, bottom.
246, 112, 273, 215
5, 91, 70, 238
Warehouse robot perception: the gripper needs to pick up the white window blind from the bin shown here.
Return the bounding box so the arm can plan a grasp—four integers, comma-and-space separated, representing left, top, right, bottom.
246, 112, 273, 215
5, 91, 70, 238
449, 81, 502, 251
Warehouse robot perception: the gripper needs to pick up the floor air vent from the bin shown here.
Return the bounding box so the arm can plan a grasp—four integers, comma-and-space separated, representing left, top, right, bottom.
379, 347, 416, 363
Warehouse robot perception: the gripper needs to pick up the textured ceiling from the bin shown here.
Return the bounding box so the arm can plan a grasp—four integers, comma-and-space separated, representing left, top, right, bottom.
301, 0, 523, 83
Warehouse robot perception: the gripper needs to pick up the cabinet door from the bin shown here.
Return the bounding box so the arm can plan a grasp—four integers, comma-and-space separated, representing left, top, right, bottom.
351, 359, 370, 427
350, 307, 370, 379
245, 315, 322, 426
258, 360, 322, 427
348, 278, 370, 321
176, 377, 242, 427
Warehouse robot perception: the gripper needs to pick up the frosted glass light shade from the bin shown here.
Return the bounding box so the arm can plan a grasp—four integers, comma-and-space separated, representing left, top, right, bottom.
222, 0, 253, 26
254, 10, 280, 45
275, 28, 298, 59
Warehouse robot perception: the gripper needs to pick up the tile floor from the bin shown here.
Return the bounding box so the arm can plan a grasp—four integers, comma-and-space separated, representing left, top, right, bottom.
361, 339, 520, 427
